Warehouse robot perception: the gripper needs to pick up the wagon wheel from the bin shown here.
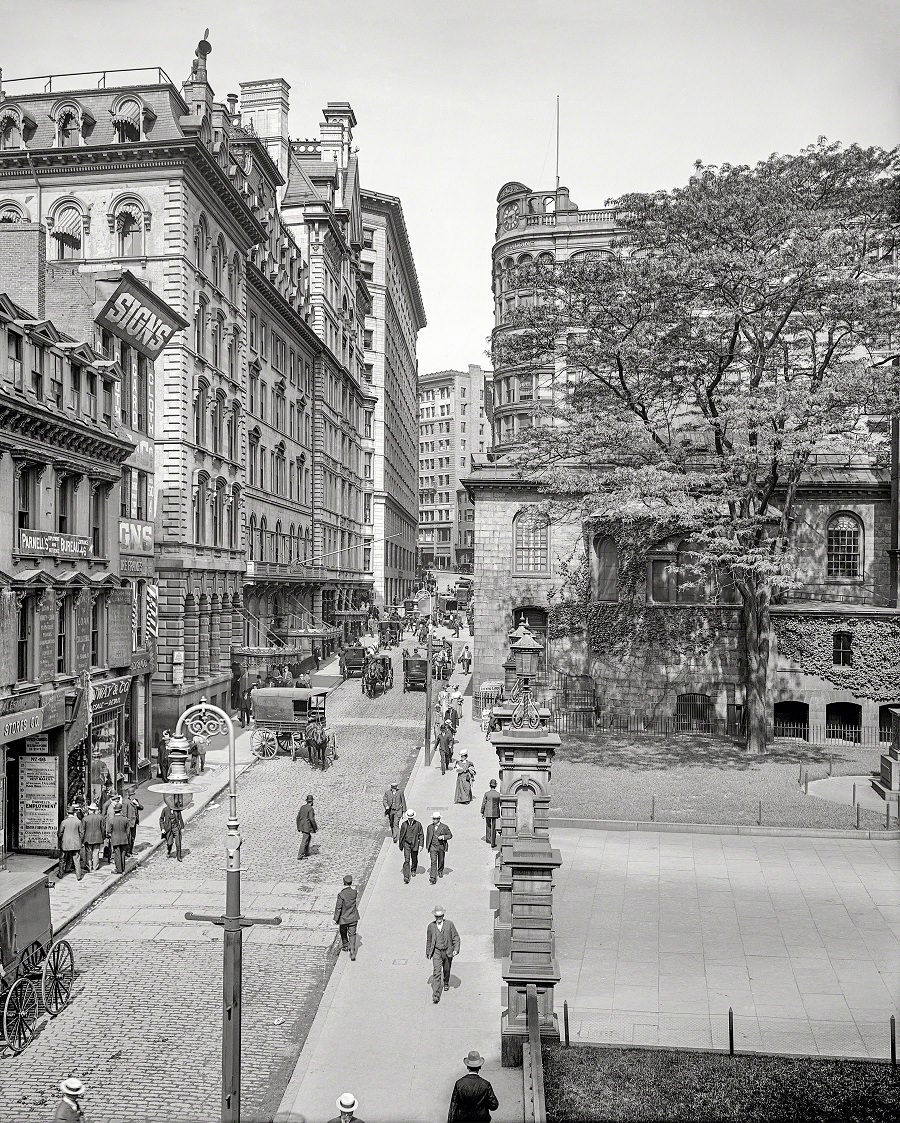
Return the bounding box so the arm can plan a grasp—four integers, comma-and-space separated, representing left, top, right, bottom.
3, 977, 38, 1053
20, 941, 44, 977
41, 939, 74, 1016
250, 728, 278, 759
289, 732, 306, 762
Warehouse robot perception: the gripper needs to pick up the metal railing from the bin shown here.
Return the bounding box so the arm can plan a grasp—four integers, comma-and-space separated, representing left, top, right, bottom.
1, 67, 176, 95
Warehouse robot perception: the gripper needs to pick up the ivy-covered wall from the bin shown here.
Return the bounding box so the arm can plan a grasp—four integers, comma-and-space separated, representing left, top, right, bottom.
774, 613, 900, 702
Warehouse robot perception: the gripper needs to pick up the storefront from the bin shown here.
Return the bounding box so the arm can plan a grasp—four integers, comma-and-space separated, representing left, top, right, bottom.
62, 675, 132, 810
2, 688, 68, 857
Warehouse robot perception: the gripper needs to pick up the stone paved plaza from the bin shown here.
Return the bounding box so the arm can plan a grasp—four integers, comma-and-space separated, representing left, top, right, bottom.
554, 828, 900, 1057
2, 653, 423, 1123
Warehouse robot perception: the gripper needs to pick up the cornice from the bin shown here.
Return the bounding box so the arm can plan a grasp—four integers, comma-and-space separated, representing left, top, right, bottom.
0, 391, 135, 467
245, 261, 324, 355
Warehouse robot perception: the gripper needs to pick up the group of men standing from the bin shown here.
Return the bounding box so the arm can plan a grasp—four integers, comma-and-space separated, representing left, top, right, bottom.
57, 788, 144, 880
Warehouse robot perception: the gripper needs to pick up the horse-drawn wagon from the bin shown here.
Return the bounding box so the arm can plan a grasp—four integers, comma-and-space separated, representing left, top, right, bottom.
339, 645, 368, 678
403, 655, 428, 692
250, 687, 337, 767
0, 873, 75, 1054
362, 652, 394, 697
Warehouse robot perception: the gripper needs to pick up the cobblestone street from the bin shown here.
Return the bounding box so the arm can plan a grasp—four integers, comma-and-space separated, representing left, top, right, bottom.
2, 653, 425, 1123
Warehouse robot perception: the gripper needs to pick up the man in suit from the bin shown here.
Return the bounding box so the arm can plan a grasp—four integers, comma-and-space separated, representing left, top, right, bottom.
448, 1050, 500, 1122
397, 809, 424, 883
426, 812, 453, 883
296, 794, 317, 859
108, 803, 131, 873
425, 905, 460, 1003
326, 1091, 365, 1123
480, 779, 501, 848
160, 804, 184, 861
57, 807, 85, 881
124, 787, 144, 856
436, 723, 454, 775
382, 782, 407, 842
82, 802, 105, 871
333, 873, 360, 960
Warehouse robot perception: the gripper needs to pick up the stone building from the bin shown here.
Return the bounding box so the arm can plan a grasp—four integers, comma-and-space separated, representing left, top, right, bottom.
360, 188, 426, 607
467, 179, 900, 739
417, 365, 491, 573
0, 294, 136, 857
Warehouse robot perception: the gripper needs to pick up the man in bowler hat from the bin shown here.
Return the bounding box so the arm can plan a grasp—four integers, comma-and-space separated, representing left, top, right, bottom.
426, 812, 453, 883
296, 794, 317, 859
480, 779, 501, 847
448, 1050, 500, 1122
333, 874, 360, 960
425, 905, 460, 1003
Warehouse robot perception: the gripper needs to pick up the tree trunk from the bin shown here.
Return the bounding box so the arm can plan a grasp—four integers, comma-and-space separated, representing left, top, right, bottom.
741, 580, 772, 755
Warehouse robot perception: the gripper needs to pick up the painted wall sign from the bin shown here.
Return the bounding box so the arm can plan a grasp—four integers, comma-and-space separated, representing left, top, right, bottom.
119, 518, 154, 557
18, 530, 92, 558
0, 690, 41, 717
18, 754, 58, 850
37, 604, 56, 681
94, 271, 189, 360
0, 707, 43, 746
129, 648, 156, 676
89, 676, 131, 709
120, 554, 155, 577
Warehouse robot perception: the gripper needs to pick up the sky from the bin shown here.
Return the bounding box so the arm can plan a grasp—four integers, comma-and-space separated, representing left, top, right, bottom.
2, 0, 898, 374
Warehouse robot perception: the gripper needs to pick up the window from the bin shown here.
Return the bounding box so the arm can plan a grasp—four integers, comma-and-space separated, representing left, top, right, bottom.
228, 486, 240, 549
592, 535, 618, 601
827, 514, 861, 578
117, 210, 143, 256
363, 228, 374, 248
194, 383, 207, 445
113, 99, 141, 143
676, 540, 706, 604
364, 410, 373, 438
193, 476, 208, 544
513, 510, 549, 574
120, 345, 133, 425
91, 486, 106, 556
90, 596, 103, 666
120, 465, 133, 517
56, 599, 68, 674
249, 313, 258, 352
16, 466, 34, 530
30, 343, 44, 399
212, 481, 225, 545
259, 320, 268, 359
227, 332, 236, 378
57, 109, 80, 148
833, 631, 853, 667
195, 218, 207, 272
85, 370, 97, 418
102, 380, 113, 426
135, 356, 148, 431
70, 364, 82, 412
227, 405, 238, 460
52, 205, 83, 259
649, 557, 675, 603
212, 317, 222, 369
17, 597, 31, 681
7, 330, 23, 390
194, 298, 207, 356
136, 471, 148, 521
0, 113, 21, 150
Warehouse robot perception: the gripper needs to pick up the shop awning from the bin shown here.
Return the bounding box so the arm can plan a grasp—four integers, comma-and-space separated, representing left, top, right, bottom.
112, 103, 141, 129
52, 208, 83, 243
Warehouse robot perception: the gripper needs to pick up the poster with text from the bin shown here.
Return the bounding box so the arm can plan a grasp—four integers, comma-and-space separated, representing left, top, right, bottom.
18, 754, 59, 850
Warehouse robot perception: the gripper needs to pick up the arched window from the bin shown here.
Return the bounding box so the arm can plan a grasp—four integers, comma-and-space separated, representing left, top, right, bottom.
195, 216, 207, 272
0, 202, 27, 224
112, 99, 142, 143
274, 520, 282, 563
51, 204, 84, 260
57, 107, 81, 148
229, 486, 241, 549
591, 535, 618, 601
211, 314, 223, 369
193, 474, 209, 544
116, 203, 144, 256
826, 514, 862, 578
194, 296, 207, 357
259, 516, 268, 562
513, 509, 549, 575
227, 330, 237, 378
0, 110, 21, 150
247, 514, 257, 561
210, 392, 224, 454
194, 381, 208, 445
212, 479, 226, 545
226, 402, 238, 461
213, 236, 225, 288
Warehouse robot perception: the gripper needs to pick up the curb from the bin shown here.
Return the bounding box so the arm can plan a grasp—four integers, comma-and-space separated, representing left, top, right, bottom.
273, 738, 430, 1123
549, 816, 900, 841
53, 757, 257, 938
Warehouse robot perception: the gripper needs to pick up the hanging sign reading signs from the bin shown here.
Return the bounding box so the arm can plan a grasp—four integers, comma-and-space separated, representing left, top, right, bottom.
94, 271, 189, 361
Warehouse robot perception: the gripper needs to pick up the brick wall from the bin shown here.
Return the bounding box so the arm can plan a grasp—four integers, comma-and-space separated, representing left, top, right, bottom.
0, 224, 45, 316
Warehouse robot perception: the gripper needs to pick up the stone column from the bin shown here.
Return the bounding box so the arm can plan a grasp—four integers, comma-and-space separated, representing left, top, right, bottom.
198, 596, 210, 679
210, 596, 222, 672
183, 595, 199, 681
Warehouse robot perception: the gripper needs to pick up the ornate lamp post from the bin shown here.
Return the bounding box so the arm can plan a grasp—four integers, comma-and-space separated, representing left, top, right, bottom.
173, 698, 281, 1123
148, 733, 196, 811
509, 632, 544, 729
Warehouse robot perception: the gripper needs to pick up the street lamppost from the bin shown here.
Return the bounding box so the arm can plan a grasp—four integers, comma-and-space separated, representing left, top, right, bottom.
171, 697, 281, 1123
423, 589, 435, 765
509, 633, 544, 730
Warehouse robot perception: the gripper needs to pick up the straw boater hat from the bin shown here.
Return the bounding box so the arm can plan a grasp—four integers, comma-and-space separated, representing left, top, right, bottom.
335, 1092, 358, 1113
432, 811, 441, 819
463, 1050, 485, 1070
433, 905, 445, 917
60, 1078, 85, 1098
87, 802, 98, 812
406, 809, 415, 819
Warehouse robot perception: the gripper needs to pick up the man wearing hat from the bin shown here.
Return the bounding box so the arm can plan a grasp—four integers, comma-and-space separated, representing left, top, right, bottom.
397, 808, 424, 883
83, 801, 105, 871
108, 799, 131, 873
448, 1051, 500, 1122
333, 874, 360, 960
436, 722, 454, 775
382, 781, 407, 842
54, 1077, 85, 1122
425, 905, 460, 1003
57, 807, 85, 881
426, 811, 453, 884
296, 794, 318, 860
124, 786, 144, 857
480, 779, 502, 848
326, 1091, 364, 1123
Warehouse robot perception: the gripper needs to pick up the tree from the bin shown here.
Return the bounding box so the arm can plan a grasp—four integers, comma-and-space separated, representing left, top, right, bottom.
495, 140, 900, 753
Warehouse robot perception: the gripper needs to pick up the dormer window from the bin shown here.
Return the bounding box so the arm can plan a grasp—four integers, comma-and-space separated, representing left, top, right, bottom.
57, 109, 80, 148
112, 99, 142, 143
0, 111, 20, 150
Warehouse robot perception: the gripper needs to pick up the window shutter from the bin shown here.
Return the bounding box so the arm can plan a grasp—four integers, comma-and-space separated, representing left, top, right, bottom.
0, 590, 16, 686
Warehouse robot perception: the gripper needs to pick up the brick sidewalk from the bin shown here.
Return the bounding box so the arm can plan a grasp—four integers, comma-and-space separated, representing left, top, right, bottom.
275, 666, 523, 1123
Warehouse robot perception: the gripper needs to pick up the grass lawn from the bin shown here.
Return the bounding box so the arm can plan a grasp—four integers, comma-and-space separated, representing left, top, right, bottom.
543, 1043, 900, 1122
550, 732, 889, 830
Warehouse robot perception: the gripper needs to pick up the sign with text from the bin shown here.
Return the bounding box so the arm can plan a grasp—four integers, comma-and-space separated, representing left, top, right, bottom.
18, 530, 92, 558
0, 690, 41, 717
106, 588, 133, 668
37, 602, 56, 681
94, 271, 189, 361
119, 518, 154, 557
129, 648, 156, 676
90, 675, 131, 711
25, 733, 49, 753
120, 554, 155, 578
0, 707, 43, 746
18, 754, 58, 851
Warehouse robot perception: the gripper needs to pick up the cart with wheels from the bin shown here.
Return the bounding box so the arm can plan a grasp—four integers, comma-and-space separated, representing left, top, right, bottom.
0, 872, 75, 1055
403, 656, 428, 692
250, 687, 334, 763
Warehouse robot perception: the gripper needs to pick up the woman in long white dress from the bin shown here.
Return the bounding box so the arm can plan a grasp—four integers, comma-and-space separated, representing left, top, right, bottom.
454, 751, 476, 804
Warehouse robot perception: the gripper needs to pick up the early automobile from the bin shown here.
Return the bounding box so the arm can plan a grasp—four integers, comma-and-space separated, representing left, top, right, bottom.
0, 872, 75, 1054
250, 687, 337, 766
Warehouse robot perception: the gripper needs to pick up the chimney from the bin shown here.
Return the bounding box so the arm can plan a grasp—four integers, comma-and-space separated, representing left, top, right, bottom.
226, 92, 238, 119
320, 102, 356, 172
239, 78, 291, 192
